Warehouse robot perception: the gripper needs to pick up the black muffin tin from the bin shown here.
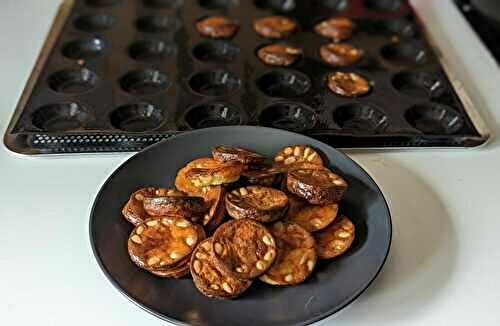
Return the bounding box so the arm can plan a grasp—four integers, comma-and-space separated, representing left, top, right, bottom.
4, 0, 489, 154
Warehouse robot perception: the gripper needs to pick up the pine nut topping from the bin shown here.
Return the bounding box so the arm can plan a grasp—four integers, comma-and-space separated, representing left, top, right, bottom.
256, 260, 266, 270
214, 242, 224, 255
131, 235, 142, 244
175, 219, 189, 228
147, 256, 160, 266
222, 282, 233, 294
293, 146, 302, 156
338, 231, 350, 238
262, 235, 273, 246
193, 260, 201, 274
307, 153, 317, 161
307, 260, 315, 271
185, 236, 197, 246
146, 220, 158, 227
201, 242, 211, 251
264, 250, 275, 261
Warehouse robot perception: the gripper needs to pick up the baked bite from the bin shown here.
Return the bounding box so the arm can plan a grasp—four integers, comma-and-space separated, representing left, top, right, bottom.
212, 219, 277, 279
287, 168, 348, 205
315, 216, 355, 259
225, 186, 289, 223
191, 238, 252, 299
260, 222, 317, 285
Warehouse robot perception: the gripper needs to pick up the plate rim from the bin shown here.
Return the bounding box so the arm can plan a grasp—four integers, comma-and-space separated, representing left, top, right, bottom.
89, 126, 393, 326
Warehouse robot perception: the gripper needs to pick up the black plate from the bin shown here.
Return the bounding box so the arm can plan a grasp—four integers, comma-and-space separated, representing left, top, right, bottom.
89, 126, 392, 326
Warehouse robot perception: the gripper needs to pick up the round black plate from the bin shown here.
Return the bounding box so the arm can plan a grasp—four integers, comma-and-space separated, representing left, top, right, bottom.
89, 126, 392, 326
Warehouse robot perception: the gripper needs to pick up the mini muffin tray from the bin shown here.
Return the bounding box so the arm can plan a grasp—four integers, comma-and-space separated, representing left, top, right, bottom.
4, 0, 489, 154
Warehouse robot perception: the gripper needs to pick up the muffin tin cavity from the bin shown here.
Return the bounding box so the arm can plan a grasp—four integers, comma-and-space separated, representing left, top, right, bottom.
74, 14, 116, 32
120, 69, 170, 95
254, 0, 296, 12
110, 103, 165, 132
32, 103, 89, 132
6, 0, 486, 154
381, 41, 428, 65
314, 0, 349, 11
333, 104, 388, 133
143, 0, 183, 8
189, 70, 241, 96
384, 18, 418, 38
193, 41, 240, 63
405, 104, 464, 135
199, 0, 238, 9
259, 103, 316, 132
184, 103, 244, 129
48, 68, 98, 94
136, 16, 181, 33
86, 0, 123, 7
129, 40, 177, 61
364, 0, 402, 11
62, 38, 106, 60
392, 71, 446, 99
257, 70, 311, 98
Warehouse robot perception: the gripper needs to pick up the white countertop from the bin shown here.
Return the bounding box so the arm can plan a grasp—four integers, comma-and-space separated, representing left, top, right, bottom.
2, 0, 500, 325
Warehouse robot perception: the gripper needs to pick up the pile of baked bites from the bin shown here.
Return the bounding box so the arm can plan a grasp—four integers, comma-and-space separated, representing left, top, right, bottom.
122, 145, 355, 299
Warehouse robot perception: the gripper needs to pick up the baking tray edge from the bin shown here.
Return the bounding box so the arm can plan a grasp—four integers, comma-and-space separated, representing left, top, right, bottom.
3, 0, 75, 156
411, 1, 491, 150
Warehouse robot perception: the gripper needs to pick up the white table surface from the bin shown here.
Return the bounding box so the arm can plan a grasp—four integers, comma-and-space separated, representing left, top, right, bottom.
2, 0, 500, 325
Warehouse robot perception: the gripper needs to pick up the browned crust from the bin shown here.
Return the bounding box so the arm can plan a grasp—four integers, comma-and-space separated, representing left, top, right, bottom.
314, 17, 354, 42
150, 260, 190, 279
225, 186, 289, 223
122, 187, 157, 226
185, 158, 243, 187
191, 238, 252, 299
176, 161, 226, 230
257, 44, 302, 66
254, 16, 297, 39
176, 166, 203, 196
241, 166, 283, 187
128, 216, 200, 271
143, 195, 207, 222
212, 219, 277, 279
285, 194, 339, 232
139, 224, 206, 278
327, 71, 371, 97
315, 216, 355, 259
319, 43, 363, 66
195, 16, 239, 39
259, 222, 317, 285
287, 168, 348, 205
205, 190, 227, 232
212, 145, 265, 165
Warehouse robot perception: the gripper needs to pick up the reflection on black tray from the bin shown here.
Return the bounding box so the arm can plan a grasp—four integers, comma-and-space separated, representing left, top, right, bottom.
4, 0, 487, 154
455, 0, 500, 64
